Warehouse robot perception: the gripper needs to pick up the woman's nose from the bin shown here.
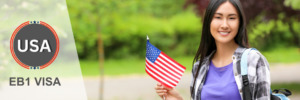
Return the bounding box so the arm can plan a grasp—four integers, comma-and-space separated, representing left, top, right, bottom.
221, 20, 229, 30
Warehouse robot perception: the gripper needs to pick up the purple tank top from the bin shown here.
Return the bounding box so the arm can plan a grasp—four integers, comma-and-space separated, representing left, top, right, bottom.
201, 61, 241, 100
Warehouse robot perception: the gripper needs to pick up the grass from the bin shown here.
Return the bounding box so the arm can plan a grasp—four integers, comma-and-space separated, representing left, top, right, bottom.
79, 56, 194, 77
80, 47, 300, 76
262, 47, 300, 63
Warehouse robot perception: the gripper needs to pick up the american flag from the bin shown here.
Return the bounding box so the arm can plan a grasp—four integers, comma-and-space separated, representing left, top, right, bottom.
145, 36, 186, 88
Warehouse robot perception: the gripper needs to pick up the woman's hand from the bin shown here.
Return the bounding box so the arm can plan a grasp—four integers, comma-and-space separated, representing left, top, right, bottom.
154, 83, 183, 100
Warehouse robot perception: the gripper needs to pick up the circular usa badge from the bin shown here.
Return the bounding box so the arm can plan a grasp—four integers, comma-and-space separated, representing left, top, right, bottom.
10, 21, 59, 69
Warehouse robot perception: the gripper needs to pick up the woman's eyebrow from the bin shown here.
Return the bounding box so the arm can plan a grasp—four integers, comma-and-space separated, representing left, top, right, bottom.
229, 14, 237, 16
215, 13, 237, 16
215, 13, 223, 15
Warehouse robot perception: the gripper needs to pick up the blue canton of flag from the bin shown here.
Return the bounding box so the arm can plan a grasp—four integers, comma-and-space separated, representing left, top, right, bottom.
146, 40, 161, 63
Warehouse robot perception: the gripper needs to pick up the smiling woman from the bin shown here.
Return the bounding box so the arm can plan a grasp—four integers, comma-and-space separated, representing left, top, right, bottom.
154, 0, 272, 100
210, 1, 239, 45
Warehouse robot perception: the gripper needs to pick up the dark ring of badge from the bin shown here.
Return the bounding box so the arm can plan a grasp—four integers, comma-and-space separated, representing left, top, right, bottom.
10, 21, 59, 69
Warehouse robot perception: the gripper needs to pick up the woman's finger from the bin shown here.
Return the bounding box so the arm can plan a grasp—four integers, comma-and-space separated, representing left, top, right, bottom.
163, 86, 173, 91
155, 83, 169, 99
157, 93, 166, 99
155, 85, 165, 90
157, 83, 162, 86
156, 89, 167, 93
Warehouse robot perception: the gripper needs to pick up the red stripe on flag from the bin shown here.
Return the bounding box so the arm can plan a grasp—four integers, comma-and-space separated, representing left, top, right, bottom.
145, 69, 173, 88
156, 58, 182, 78
161, 52, 186, 70
146, 60, 179, 83
149, 58, 181, 79
146, 63, 178, 85
158, 55, 185, 74
145, 66, 176, 87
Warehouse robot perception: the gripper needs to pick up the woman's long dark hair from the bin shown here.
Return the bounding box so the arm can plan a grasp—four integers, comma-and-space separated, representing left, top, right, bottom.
191, 0, 249, 96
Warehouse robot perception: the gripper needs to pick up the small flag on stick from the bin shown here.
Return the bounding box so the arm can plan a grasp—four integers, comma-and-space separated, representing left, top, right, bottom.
145, 36, 186, 88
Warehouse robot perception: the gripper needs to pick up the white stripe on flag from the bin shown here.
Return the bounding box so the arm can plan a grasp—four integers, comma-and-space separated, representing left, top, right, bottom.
146, 62, 178, 84
146, 58, 181, 81
157, 57, 184, 76
160, 54, 185, 71
145, 67, 175, 87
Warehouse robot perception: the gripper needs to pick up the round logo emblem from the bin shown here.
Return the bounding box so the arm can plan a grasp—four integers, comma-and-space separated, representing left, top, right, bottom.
10, 21, 59, 69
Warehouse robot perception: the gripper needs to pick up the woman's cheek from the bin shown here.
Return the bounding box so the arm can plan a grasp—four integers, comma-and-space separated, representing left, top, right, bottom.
210, 20, 221, 33
231, 21, 239, 31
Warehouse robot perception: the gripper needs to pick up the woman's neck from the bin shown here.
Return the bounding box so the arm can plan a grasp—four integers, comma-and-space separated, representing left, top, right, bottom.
212, 41, 238, 67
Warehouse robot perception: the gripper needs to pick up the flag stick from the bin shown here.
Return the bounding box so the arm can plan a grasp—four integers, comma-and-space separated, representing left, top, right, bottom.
98, 23, 104, 100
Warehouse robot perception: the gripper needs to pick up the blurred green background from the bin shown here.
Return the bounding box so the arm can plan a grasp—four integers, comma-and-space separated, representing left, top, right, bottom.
66, 0, 300, 76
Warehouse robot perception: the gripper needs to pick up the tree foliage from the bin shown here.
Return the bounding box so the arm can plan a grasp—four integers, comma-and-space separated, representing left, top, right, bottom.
67, 0, 202, 59
67, 0, 300, 60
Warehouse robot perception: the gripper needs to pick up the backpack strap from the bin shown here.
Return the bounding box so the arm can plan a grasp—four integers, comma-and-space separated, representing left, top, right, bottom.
241, 48, 256, 100
241, 48, 256, 75
273, 88, 292, 97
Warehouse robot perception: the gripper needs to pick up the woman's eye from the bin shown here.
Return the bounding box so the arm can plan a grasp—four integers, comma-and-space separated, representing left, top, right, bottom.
215, 17, 221, 19
229, 17, 236, 20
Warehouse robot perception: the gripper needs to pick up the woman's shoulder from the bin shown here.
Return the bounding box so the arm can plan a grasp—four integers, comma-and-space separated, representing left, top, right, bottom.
235, 47, 266, 60
192, 60, 201, 75
246, 48, 270, 67
248, 48, 267, 60
192, 51, 215, 68
234, 46, 269, 67
192, 52, 214, 75
249, 48, 264, 58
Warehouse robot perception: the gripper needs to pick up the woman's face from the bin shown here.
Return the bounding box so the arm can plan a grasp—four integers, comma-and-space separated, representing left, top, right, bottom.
210, 1, 239, 44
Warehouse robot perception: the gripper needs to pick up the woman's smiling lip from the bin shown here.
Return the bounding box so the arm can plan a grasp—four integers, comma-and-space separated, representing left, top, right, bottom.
218, 31, 230, 36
